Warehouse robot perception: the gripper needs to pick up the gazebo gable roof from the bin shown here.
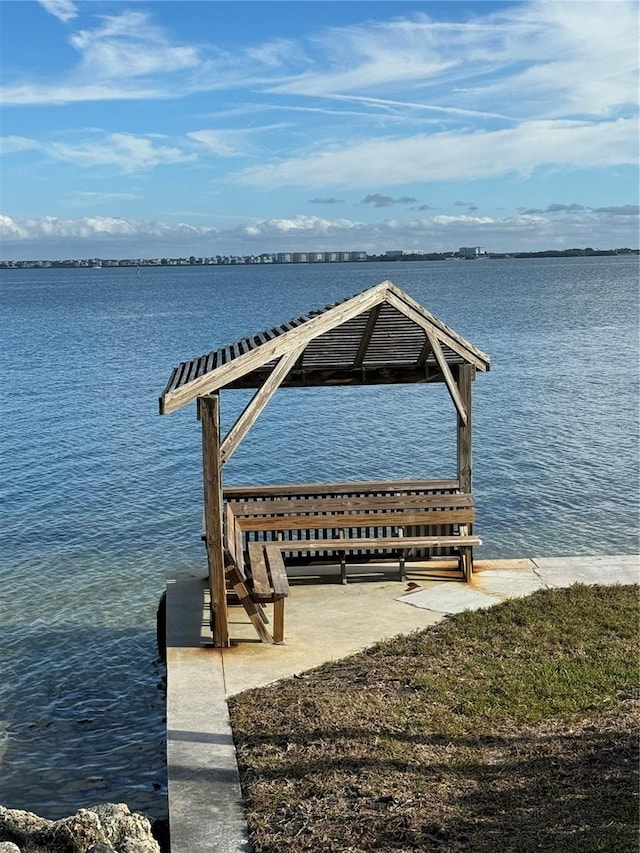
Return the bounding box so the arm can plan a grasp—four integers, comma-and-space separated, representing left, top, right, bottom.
159, 280, 490, 414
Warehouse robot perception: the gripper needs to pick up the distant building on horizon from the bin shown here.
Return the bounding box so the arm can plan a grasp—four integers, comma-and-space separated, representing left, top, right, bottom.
458, 246, 487, 259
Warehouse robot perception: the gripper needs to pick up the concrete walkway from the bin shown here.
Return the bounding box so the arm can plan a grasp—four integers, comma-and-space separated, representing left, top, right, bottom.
165, 555, 639, 853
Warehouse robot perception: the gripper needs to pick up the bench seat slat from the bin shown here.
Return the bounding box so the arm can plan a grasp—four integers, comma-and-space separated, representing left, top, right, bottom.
273, 535, 481, 551
264, 544, 290, 597
247, 541, 272, 597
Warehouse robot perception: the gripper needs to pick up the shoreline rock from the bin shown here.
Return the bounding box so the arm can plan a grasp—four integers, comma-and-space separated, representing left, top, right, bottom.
0, 803, 165, 853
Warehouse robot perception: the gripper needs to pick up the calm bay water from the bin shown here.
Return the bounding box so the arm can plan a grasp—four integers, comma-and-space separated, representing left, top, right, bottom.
1, 256, 638, 819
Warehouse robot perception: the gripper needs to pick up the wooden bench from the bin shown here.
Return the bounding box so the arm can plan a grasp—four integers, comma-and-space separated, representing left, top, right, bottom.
225, 482, 481, 585
223, 504, 290, 644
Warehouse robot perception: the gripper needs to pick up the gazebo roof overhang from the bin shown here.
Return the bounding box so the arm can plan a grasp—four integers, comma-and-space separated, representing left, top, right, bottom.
159, 280, 490, 416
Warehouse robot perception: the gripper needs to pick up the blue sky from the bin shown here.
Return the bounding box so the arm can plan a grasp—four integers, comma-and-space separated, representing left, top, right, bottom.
1, 0, 638, 259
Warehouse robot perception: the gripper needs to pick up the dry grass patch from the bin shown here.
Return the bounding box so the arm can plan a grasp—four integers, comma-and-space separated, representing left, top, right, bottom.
229, 583, 639, 852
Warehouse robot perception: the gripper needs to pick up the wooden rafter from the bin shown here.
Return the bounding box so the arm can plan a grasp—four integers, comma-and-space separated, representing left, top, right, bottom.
416, 335, 432, 367
219, 343, 306, 465
383, 288, 488, 371
425, 330, 468, 425
353, 304, 382, 368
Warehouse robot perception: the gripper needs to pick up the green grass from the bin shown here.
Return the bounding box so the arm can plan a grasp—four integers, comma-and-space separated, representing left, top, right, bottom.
229, 584, 639, 852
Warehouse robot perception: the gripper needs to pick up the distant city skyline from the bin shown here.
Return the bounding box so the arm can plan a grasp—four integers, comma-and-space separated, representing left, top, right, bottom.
1, 1, 638, 260
4, 246, 637, 269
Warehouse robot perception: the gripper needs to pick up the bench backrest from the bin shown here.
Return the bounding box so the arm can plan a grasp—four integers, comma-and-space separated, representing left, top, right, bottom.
223, 478, 460, 501
235, 507, 475, 533
224, 480, 472, 560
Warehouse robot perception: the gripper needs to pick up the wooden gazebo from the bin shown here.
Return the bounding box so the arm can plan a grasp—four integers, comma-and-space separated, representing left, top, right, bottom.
159, 280, 490, 646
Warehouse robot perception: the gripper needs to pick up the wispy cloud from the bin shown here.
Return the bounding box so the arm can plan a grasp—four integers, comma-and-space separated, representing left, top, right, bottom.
187, 130, 250, 158
237, 118, 638, 188
69, 11, 200, 80
49, 132, 195, 172
68, 191, 140, 207
470, 1, 639, 118
2, 9, 202, 105
0, 136, 41, 154
187, 125, 288, 158
8, 1, 637, 125
38, 0, 77, 24
266, 2, 638, 120
2, 131, 195, 173
521, 203, 638, 217
323, 94, 513, 123
544, 203, 589, 213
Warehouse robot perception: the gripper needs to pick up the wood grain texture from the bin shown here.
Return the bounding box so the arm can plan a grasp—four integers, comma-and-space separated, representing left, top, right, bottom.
159, 281, 490, 412
200, 394, 229, 647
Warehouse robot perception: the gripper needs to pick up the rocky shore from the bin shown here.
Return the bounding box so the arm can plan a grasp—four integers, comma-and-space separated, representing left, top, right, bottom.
0, 803, 169, 853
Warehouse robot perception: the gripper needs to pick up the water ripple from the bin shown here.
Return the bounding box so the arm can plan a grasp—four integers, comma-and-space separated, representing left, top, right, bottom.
0, 257, 638, 817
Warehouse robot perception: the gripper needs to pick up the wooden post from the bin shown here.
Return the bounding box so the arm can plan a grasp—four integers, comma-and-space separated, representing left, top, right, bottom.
456, 364, 473, 493
200, 393, 229, 647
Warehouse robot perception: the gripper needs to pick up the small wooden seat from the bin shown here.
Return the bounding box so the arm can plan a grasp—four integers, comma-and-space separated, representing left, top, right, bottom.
247, 542, 289, 643
269, 534, 480, 583
224, 504, 290, 644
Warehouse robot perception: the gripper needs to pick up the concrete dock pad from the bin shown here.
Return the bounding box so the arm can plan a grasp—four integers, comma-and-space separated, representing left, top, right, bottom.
165, 573, 252, 853
165, 555, 639, 853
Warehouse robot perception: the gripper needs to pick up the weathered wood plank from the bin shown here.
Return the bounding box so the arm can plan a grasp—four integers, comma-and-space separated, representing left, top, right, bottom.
247, 542, 271, 598
425, 329, 468, 425
457, 363, 473, 494
416, 336, 432, 368
219, 343, 307, 464
200, 394, 229, 648
353, 304, 382, 367
162, 281, 391, 412
230, 492, 474, 516
236, 508, 475, 532
224, 478, 460, 500
264, 544, 290, 597
225, 563, 273, 643
273, 534, 481, 551
224, 502, 236, 560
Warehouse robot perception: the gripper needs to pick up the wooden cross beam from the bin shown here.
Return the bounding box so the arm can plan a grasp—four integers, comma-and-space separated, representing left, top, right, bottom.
219, 343, 306, 464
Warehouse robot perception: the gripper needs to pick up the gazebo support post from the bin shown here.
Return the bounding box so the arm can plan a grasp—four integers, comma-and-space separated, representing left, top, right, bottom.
456, 364, 474, 493
200, 393, 229, 648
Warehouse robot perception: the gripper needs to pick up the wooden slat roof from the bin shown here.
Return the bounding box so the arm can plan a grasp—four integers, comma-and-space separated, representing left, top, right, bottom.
159, 280, 490, 414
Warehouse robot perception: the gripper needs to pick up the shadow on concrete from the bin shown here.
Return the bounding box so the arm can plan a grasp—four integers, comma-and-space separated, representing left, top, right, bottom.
168, 729, 235, 746
166, 574, 209, 648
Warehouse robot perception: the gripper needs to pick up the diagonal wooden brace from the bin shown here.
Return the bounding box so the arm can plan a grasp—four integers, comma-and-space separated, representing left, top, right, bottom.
224, 563, 274, 644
